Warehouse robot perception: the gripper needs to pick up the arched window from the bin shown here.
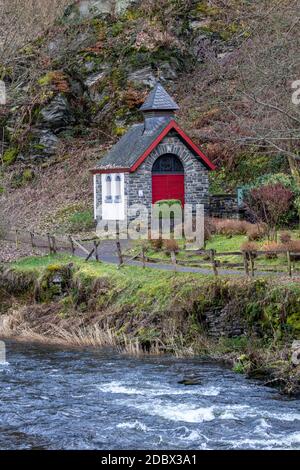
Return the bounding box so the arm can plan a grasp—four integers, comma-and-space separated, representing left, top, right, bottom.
152, 154, 184, 174
105, 175, 112, 203
115, 175, 122, 203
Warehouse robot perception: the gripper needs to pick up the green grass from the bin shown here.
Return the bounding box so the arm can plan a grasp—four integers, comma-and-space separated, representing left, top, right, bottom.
206, 234, 247, 252
45, 205, 95, 234
67, 210, 95, 233
126, 232, 300, 272
6, 253, 300, 358
9, 253, 218, 320
11, 253, 206, 278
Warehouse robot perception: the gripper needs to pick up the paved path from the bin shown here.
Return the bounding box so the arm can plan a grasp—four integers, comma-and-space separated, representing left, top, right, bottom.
71, 240, 290, 278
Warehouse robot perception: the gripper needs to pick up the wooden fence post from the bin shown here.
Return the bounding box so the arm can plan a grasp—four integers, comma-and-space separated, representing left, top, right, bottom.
170, 250, 177, 272
287, 250, 292, 277
30, 232, 35, 249
243, 252, 249, 276
116, 240, 124, 267
51, 236, 57, 254
94, 241, 99, 262
141, 246, 146, 269
15, 230, 19, 249
249, 251, 255, 277
69, 236, 75, 255
47, 233, 52, 255
210, 249, 218, 276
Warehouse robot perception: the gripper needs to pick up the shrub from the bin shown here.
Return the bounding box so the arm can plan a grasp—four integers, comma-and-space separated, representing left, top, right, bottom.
204, 218, 216, 241
68, 210, 95, 233
246, 183, 293, 239
150, 238, 163, 251
287, 240, 300, 253
211, 218, 250, 236
262, 241, 281, 259
240, 241, 258, 253
286, 240, 300, 261
154, 199, 182, 216
247, 223, 267, 241
279, 231, 292, 244
163, 239, 179, 254
3, 147, 19, 165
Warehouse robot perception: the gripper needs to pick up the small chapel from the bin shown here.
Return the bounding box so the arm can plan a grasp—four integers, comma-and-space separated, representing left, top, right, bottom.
92, 82, 216, 221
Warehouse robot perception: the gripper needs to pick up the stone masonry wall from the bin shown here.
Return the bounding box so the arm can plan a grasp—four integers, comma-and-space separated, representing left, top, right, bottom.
204, 306, 247, 339
203, 305, 261, 339
209, 194, 242, 219
128, 134, 210, 214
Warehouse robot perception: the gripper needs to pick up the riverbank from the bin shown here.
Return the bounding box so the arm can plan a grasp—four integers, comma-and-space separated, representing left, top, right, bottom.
0, 254, 300, 396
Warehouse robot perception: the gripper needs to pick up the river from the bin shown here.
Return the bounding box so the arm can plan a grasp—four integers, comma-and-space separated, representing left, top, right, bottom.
0, 340, 299, 450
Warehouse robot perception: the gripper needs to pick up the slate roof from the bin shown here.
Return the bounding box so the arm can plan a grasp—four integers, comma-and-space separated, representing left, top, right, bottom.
140, 82, 180, 112
94, 83, 180, 171
95, 118, 172, 170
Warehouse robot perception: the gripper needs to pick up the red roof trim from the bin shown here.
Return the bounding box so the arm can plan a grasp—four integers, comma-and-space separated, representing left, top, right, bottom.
91, 168, 130, 174
130, 120, 216, 172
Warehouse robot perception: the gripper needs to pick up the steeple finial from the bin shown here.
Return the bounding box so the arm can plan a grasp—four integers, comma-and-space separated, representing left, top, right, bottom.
140, 82, 179, 112
140, 82, 179, 134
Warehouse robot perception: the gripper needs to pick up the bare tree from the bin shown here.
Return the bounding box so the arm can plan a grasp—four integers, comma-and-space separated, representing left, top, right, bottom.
0, 0, 71, 64
246, 184, 293, 240
180, 0, 300, 180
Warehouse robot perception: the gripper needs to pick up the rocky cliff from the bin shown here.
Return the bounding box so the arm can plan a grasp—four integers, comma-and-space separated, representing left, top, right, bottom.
0, 0, 298, 231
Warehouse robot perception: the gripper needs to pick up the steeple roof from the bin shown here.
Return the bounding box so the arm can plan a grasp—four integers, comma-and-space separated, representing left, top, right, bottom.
140, 82, 180, 112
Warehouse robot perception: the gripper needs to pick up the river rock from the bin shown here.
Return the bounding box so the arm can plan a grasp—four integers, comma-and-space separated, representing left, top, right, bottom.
178, 375, 202, 386
291, 340, 300, 366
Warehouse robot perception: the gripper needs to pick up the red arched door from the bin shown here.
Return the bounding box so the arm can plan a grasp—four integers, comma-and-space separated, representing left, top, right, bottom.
152, 154, 184, 206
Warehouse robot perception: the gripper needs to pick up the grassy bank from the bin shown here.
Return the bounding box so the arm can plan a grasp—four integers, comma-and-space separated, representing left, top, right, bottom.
0, 254, 300, 395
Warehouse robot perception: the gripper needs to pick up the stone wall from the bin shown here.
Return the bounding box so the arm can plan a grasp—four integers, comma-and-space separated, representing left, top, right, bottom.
209, 194, 242, 219
204, 306, 247, 339
202, 306, 260, 339
128, 133, 210, 215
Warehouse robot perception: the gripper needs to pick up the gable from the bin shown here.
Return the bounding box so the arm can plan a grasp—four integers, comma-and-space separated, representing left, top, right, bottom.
92, 119, 215, 173
130, 120, 216, 172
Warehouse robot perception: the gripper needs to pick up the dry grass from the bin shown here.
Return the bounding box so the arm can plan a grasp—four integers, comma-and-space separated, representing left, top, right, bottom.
0, 307, 167, 356
240, 241, 258, 252
208, 218, 268, 241
280, 231, 292, 244
163, 239, 179, 254
286, 240, 300, 253
150, 238, 163, 251
210, 218, 255, 237
0, 139, 108, 233
247, 224, 267, 241
204, 217, 215, 241
262, 241, 282, 259
0, 0, 70, 61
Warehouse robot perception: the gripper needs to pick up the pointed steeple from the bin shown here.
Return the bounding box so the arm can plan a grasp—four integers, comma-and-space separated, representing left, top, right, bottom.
140, 82, 179, 134
140, 82, 179, 112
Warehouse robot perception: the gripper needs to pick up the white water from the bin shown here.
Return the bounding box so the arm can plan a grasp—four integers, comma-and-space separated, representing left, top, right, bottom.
0, 341, 299, 450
